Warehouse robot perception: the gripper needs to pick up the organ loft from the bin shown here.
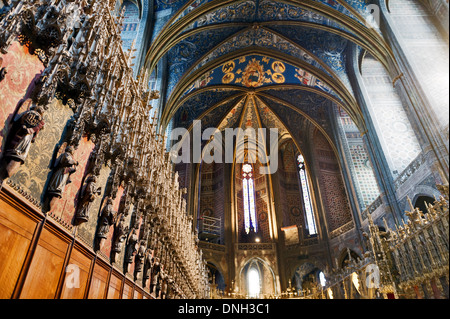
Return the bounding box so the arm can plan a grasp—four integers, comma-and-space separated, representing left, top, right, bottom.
0, 0, 448, 300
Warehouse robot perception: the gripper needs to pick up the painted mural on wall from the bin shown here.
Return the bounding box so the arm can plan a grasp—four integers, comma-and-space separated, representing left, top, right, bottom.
217, 97, 246, 131
258, 91, 335, 144
0, 41, 44, 153
162, 0, 372, 99
49, 137, 96, 225
256, 98, 289, 137
184, 0, 257, 32
77, 165, 112, 248
7, 97, 73, 203
313, 129, 353, 234
278, 141, 306, 236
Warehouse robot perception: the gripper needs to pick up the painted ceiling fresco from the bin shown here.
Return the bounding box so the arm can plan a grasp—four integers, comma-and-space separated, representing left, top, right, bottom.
181, 54, 336, 97
180, 0, 355, 35
189, 27, 331, 77
154, 0, 372, 39
146, 0, 388, 153
196, 91, 335, 159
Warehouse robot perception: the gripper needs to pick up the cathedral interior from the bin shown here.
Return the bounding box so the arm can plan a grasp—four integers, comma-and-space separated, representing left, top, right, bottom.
0, 0, 448, 300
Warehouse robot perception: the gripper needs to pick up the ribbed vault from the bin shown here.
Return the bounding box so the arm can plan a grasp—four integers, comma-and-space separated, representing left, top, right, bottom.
145, 0, 401, 153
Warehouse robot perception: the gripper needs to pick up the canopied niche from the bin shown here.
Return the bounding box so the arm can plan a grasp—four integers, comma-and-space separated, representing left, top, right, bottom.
207, 262, 226, 293
292, 263, 326, 296
238, 258, 277, 298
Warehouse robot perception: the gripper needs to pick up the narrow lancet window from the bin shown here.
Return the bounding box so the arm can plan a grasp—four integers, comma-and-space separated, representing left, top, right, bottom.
297, 155, 317, 236
243, 164, 257, 234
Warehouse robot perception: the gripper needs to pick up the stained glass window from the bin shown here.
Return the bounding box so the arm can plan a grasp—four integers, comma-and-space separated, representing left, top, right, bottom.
297, 155, 317, 236
242, 164, 257, 234
248, 267, 261, 298
319, 271, 327, 287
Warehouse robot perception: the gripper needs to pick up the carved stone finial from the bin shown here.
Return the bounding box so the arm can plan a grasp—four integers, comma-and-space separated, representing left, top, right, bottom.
149, 90, 160, 100
437, 184, 449, 201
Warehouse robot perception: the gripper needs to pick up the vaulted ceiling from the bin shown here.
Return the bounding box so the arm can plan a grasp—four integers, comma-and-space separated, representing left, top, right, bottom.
144, 0, 398, 153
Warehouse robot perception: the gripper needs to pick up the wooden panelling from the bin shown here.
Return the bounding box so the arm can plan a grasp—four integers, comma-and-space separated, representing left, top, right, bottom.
122, 281, 134, 299
0, 191, 152, 300
134, 288, 143, 299
60, 247, 94, 299
87, 261, 109, 299
19, 226, 69, 299
0, 200, 39, 298
107, 273, 123, 299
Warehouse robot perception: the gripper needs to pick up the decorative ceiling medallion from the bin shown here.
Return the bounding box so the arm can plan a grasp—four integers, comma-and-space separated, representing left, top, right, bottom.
291, 207, 301, 217
222, 72, 235, 84
241, 58, 268, 88
221, 56, 288, 88
259, 211, 268, 222
272, 61, 286, 73
222, 61, 235, 73
272, 73, 285, 84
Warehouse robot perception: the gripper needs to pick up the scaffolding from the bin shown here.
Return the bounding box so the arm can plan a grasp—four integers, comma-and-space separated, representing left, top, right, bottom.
199, 216, 222, 241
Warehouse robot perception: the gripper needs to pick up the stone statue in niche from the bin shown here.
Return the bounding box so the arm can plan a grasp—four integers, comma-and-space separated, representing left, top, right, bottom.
150, 257, 161, 296
74, 174, 101, 226
111, 214, 129, 263
45, 145, 78, 210
134, 240, 147, 281
143, 249, 154, 288
0, 99, 44, 179
95, 198, 116, 250
167, 276, 174, 299
0, 57, 7, 82
124, 226, 139, 271
160, 270, 169, 300
155, 263, 164, 299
